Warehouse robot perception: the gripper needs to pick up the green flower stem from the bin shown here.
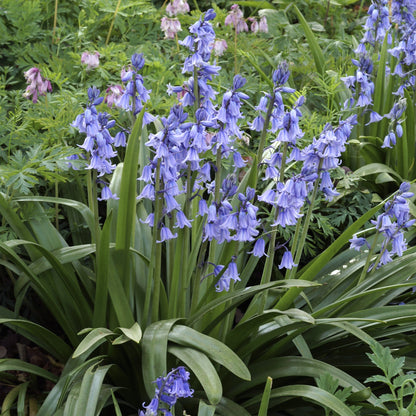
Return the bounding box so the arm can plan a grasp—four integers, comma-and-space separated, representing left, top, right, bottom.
52, 0, 58, 44
255, 144, 289, 312
143, 159, 162, 326
179, 163, 193, 316
106, 0, 122, 46
287, 219, 302, 275
87, 170, 99, 243
358, 231, 384, 285
190, 239, 209, 315
286, 159, 323, 283
55, 181, 59, 230
256, 95, 275, 167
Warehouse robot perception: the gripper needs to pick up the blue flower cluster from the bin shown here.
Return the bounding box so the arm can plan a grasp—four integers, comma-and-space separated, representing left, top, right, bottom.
341, 54, 374, 108
356, 0, 391, 54
116, 53, 155, 125
139, 366, 193, 416
71, 87, 119, 200
350, 182, 415, 268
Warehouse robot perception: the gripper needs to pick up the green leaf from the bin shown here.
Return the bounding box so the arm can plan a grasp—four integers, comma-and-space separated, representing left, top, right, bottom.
187, 280, 319, 330
168, 345, 222, 405
244, 385, 357, 415
258, 377, 273, 416
0, 317, 72, 362
68, 364, 112, 416
0, 359, 57, 383
94, 211, 112, 327
197, 400, 216, 416
168, 325, 250, 381
72, 328, 115, 358
290, 5, 325, 76
118, 322, 142, 344
115, 108, 145, 291
141, 319, 180, 397
215, 396, 251, 416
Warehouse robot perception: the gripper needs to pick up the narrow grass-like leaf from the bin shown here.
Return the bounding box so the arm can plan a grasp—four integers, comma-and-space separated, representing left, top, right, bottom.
290, 5, 325, 76
168, 325, 250, 381
168, 345, 222, 405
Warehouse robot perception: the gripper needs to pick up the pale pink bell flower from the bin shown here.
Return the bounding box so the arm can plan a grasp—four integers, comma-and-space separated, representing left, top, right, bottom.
161, 16, 182, 39
81, 51, 100, 70
23, 67, 52, 103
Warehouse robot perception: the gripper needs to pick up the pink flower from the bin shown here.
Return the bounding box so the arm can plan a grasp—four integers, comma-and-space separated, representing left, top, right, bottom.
166, 0, 189, 16
105, 85, 123, 108
248, 17, 259, 33
161, 16, 182, 39
213, 39, 228, 56
225, 4, 248, 34
81, 51, 100, 70
259, 16, 268, 33
23, 67, 52, 103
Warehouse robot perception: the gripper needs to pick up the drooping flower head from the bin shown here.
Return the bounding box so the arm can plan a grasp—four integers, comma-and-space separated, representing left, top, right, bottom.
81, 51, 100, 70
23, 67, 52, 103
161, 16, 182, 39
166, 0, 190, 16
71, 87, 119, 200
116, 53, 154, 124
225, 4, 248, 33
139, 367, 193, 416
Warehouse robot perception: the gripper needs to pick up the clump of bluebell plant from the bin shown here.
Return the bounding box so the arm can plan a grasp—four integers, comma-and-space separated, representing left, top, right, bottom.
342, 0, 416, 148
23, 67, 52, 103
350, 182, 415, 270
139, 367, 193, 416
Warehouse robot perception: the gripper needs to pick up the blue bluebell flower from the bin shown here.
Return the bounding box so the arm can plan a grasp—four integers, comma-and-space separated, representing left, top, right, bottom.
71, 87, 120, 200
214, 257, 240, 292
116, 53, 154, 124
351, 182, 415, 269
248, 238, 268, 257
139, 367, 193, 416
279, 250, 297, 270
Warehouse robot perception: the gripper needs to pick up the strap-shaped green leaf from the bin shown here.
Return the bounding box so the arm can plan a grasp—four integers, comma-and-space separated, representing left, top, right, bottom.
94, 211, 113, 327
168, 325, 250, 381
141, 319, 180, 397
0, 316, 71, 362
258, 377, 273, 416
0, 359, 57, 382
70, 364, 112, 416
168, 345, 222, 405
72, 328, 115, 358
243, 385, 357, 415
115, 108, 145, 292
